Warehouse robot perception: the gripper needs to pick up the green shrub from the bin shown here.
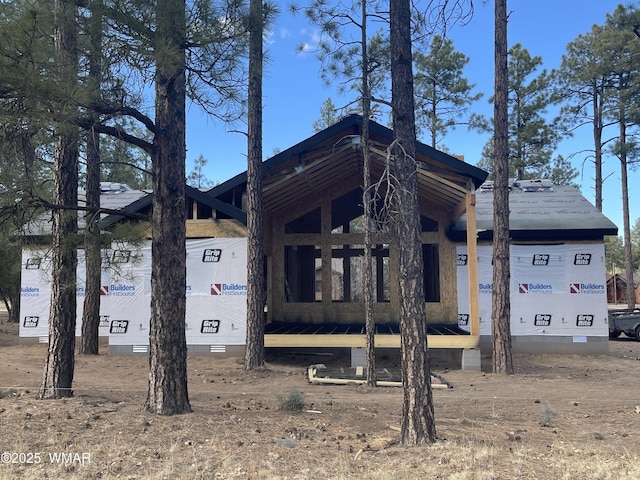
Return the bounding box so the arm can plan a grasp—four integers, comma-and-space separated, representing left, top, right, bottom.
277, 389, 305, 412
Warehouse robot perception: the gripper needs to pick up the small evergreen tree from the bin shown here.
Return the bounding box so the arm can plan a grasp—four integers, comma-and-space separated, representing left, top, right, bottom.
555, 24, 614, 211
312, 98, 341, 132
187, 154, 214, 189
480, 43, 561, 181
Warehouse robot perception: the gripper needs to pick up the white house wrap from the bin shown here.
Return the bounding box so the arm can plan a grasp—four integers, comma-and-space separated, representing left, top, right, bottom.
457, 243, 608, 338
19, 238, 248, 348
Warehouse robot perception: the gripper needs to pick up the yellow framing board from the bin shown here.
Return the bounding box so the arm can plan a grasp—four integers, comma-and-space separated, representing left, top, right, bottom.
264, 333, 480, 349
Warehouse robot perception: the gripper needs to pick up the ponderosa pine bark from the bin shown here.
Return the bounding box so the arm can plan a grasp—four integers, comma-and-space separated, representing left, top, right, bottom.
144, 0, 191, 414
38, 0, 79, 399
491, 0, 514, 374
79, 126, 101, 355
593, 91, 604, 212
38, 131, 79, 399
244, 0, 266, 370
360, 0, 376, 388
618, 103, 635, 310
80, 0, 103, 355
390, 0, 436, 445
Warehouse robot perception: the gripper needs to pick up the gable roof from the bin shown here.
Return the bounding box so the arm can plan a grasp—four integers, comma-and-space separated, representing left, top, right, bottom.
448, 180, 618, 241
207, 114, 489, 222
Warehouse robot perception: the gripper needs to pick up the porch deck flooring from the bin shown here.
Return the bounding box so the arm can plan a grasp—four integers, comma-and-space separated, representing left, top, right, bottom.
265, 321, 470, 336
264, 321, 477, 348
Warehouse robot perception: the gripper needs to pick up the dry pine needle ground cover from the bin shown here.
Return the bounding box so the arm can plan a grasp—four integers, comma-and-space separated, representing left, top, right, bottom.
0, 321, 639, 480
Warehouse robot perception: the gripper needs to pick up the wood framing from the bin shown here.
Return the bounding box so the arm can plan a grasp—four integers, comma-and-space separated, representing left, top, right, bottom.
465, 192, 480, 336
205, 114, 488, 349
88, 116, 489, 351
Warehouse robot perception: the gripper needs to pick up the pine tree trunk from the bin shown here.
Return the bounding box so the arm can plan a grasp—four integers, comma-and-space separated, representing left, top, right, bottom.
621, 158, 634, 309
80, 137, 100, 355
244, 0, 265, 370
37, 0, 79, 400
80, 183, 101, 356
362, 118, 376, 387
619, 111, 635, 310
7, 293, 19, 324
145, 0, 191, 415
593, 88, 603, 212
361, 0, 376, 388
390, 0, 436, 445
39, 133, 79, 399
80, 190, 101, 355
80, 0, 103, 356
491, 0, 514, 374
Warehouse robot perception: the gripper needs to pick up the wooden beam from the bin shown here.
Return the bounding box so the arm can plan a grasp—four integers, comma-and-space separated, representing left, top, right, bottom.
466, 192, 480, 337
267, 220, 285, 324
449, 197, 468, 222
264, 333, 480, 349
419, 168, 469, 195
262, 144, 354, 195
281, 232, 391, 247
272, 175, 361, 225
307, 367, 450, 388
321, 199, 333, 316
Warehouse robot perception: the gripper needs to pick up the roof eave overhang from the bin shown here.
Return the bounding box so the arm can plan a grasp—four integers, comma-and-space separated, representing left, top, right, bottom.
208, 114, 489, 211
446, 227, 619, 243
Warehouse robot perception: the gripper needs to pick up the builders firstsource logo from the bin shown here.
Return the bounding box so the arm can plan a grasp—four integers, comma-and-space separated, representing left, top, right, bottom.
518, 283, 553, 294
569, 282, 605, 294
202, 249, 222, 262
21, 286, 40, 297
210, 283, 247, 296
100, 284, 136, 296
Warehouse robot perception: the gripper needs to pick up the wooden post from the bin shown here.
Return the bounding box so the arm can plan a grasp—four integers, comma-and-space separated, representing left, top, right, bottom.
321, 200, 332, 319
466, 192, 480, 337
270, 218, 285, 324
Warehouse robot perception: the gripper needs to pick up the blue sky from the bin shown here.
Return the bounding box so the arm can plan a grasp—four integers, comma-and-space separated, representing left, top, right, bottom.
186, 0, 638, 233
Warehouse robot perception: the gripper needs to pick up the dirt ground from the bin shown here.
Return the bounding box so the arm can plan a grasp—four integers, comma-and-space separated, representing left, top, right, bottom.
0, 322, 639, 480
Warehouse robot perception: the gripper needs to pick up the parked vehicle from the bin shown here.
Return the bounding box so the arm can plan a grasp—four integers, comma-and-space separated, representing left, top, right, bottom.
608, 308, 640, 341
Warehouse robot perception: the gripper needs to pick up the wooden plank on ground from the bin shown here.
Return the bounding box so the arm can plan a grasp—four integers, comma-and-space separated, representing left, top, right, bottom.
307, 366, 450, 389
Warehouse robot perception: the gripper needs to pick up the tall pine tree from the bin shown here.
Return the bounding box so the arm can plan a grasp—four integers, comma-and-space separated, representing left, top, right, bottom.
390, 0, 436, 444
491, 0, 513, 375
414, 34, 482, 149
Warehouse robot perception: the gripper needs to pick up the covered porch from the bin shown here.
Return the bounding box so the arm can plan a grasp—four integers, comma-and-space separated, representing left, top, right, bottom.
209, 114, 488, 364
